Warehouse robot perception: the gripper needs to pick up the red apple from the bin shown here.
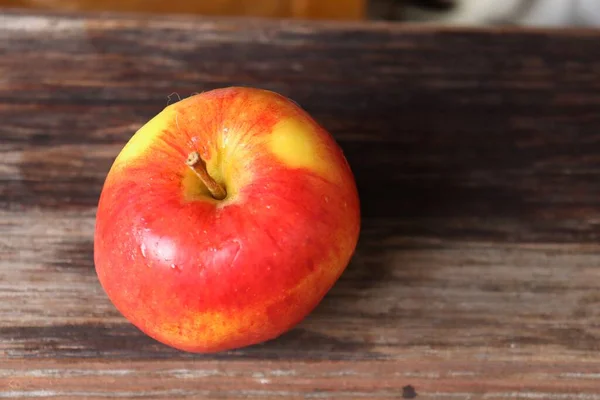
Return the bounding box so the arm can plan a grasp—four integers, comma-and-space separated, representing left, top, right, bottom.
94, 87, 360, 353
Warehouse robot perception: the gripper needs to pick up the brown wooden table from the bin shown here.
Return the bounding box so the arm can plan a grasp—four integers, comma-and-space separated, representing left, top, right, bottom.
3, 8, 600, 399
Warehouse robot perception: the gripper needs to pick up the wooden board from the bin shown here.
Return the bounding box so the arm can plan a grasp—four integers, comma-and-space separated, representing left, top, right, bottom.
2, 9, 600, 399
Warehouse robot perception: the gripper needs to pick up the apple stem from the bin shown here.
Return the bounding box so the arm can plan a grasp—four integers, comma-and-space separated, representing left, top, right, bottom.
185, 151, 227, 200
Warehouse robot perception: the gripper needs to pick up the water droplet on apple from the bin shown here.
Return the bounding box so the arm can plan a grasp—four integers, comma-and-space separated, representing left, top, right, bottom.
140, 243, 147, 258
323, 196, 330, 203
223, 127, 229, 133
266, 205, 271, 209
170, 263, 181, 272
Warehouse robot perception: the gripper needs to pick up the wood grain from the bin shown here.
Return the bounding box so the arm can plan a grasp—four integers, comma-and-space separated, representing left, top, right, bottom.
2, 9, 600, 399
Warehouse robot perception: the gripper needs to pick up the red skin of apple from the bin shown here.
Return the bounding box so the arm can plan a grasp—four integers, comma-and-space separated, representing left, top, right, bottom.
94, 87, 360, 353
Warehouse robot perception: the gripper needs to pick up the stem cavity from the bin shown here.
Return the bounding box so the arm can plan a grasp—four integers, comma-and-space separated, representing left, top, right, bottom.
186, 151, 227, 200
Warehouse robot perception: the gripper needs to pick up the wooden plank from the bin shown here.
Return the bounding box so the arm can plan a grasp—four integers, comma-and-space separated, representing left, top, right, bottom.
2, 9, 600, 399
2, 359, 600, 399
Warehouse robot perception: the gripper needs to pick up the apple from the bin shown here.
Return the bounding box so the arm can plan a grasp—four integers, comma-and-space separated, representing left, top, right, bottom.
94, 87, 360, 353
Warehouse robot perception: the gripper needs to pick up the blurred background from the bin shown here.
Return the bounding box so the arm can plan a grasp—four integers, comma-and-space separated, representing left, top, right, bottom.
3, 0, 600, 27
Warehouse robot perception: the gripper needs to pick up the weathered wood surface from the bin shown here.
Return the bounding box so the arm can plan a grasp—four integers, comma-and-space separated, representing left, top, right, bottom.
3, 9, 600, 399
